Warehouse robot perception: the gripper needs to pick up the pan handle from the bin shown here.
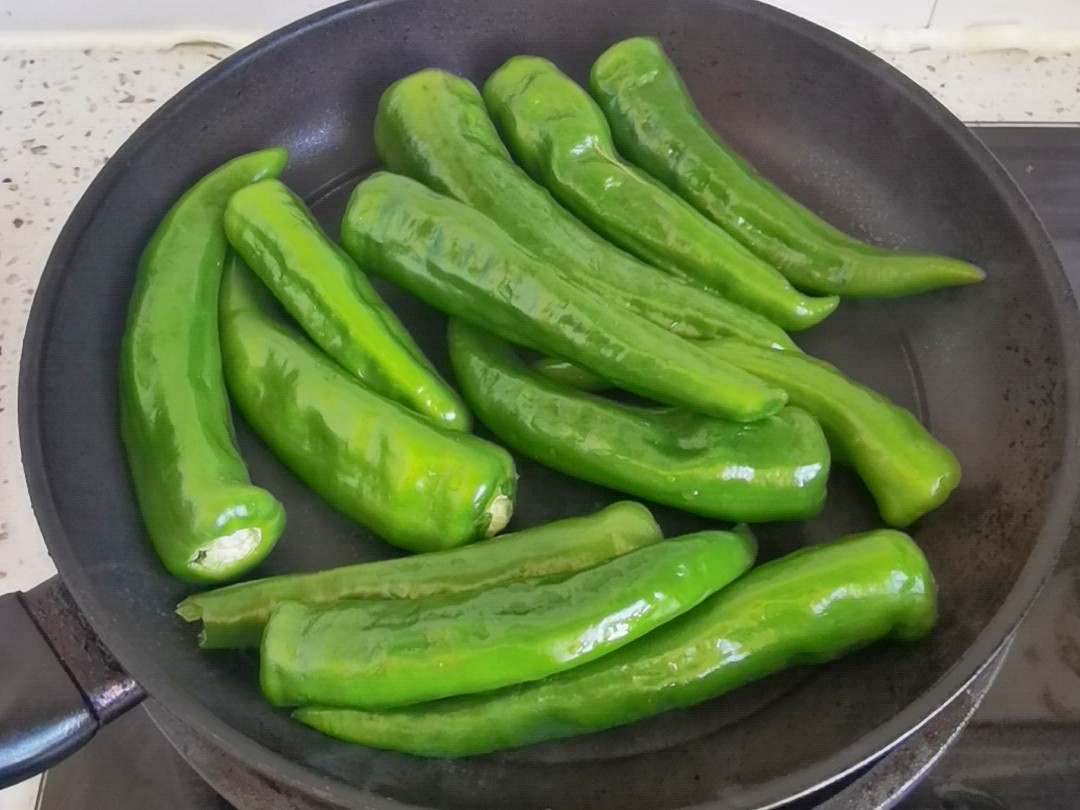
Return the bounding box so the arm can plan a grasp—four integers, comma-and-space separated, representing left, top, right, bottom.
0, 577, 145, 789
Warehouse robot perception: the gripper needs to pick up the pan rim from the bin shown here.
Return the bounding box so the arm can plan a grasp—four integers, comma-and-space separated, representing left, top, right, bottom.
18, 0, 1080, 807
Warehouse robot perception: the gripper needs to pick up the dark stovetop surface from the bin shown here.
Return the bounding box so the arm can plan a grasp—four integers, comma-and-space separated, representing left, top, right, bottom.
35, 126, 1080, 810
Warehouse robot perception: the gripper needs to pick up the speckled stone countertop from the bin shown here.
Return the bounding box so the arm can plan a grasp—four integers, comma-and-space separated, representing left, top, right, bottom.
0, 47, 230, 598
0, 42, 1078, 807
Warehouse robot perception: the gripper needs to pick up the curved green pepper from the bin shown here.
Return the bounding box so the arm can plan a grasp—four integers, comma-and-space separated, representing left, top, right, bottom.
218, 257, 516, 556
224, 179, 469, 431
374, 68, 797, 350
341, 172, 786, 422
296, 529, 936, 757
701, 340, 961, 527
483, 56, 838, 331
534, 341, 961, 527
119, 149, 288, 585
262, 528, 757, 710
449, 320, 828, 522
177, 501, 661, 649
590, 38, 985, 297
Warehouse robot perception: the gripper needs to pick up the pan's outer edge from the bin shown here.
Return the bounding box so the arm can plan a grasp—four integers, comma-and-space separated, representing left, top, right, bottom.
18, 0, 1080, 808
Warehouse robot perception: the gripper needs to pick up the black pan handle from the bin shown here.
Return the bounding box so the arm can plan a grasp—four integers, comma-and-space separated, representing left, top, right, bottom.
0, 576, 145, 789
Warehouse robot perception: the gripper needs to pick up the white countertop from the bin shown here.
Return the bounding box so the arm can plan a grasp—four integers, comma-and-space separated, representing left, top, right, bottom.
1, 40, 1079, 810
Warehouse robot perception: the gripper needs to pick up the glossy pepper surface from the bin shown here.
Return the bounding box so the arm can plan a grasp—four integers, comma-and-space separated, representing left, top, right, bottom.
224, 179, 468, 430
530, 356, 615, 391
374, 68, 797, 350
218, 257, 516, 556
484, 56, 838, 331
340, 172, 786, 422
590, 38, 985, 297
118, 148, 288, 585
536, 340, 961, 526
261, 528, 757, 710
702, 340, 961, 527
449, 321, 829, 522
178, 501, 661, 650
296, 529, 937, 757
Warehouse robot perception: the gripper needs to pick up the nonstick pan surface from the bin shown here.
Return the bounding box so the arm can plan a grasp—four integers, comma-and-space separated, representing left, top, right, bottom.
19, 0, 1080, 807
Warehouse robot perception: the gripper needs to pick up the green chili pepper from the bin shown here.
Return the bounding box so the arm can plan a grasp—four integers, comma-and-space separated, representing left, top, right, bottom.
590, 38, 985, 297
700, 340, 961, 527
218, 257, 516, 557
374, 68, 798, 350
341, 171, 785, 422
295, 528, 936, 757
119, 149, 288, 585
261, 528, 757, 710
177, 501, 661, 649
223, 179, 468, 431
483, 56, 838, 331
449, 320, 828, 522
534, 341, 961, 527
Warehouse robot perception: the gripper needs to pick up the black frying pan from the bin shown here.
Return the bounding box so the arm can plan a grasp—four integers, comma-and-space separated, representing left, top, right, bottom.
3, 0, 1079, 807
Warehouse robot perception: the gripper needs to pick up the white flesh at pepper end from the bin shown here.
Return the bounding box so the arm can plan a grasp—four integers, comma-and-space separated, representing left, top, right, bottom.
189, 527, 262, 571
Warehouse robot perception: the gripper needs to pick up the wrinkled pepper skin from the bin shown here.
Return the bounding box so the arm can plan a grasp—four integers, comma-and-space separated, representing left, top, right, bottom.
119, 149, 288, 585
484, 57, 838, 331
341, 172, 786, 422
218, 258, 516, 557
374, 68, 797, 350
449, 321, 829, 522
177, 501, 661, 649
261, 528, 757, 710
296, 529, 936, 757
702, 341, 961, 527
590, 38, 985, 298
537, 341, 961, 526
224, 179, 468, 430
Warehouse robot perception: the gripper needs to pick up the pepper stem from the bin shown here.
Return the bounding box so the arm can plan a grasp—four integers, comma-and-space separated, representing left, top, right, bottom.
484, 494, 514, 537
